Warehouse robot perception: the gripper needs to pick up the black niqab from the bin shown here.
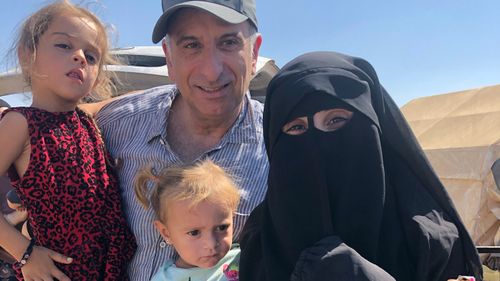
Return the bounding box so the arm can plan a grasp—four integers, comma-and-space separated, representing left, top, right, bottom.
239, 52, 482, 281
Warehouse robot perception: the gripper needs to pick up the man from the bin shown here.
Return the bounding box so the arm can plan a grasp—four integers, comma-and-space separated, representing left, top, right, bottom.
94, 0, 268, 279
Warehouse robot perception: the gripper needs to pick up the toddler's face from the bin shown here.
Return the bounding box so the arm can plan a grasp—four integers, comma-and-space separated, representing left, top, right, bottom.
155, 199, 233, 268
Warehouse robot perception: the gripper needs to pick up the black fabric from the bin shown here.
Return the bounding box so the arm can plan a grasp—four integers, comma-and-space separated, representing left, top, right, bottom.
291, 236, 396, 281
239, 51, 482, 281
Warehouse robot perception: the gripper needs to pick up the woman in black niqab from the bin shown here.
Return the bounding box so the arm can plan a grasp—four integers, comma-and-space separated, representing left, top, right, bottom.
239, 51, 482, 281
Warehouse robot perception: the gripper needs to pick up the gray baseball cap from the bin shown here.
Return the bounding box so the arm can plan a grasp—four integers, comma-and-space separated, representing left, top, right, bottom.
152, 0, 258, 43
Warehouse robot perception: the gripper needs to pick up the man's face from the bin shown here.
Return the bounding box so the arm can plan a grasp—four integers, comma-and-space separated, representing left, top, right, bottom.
163, 8, 262, 120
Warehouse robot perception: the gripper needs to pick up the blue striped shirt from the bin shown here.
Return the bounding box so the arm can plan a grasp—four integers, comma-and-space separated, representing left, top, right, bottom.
96, 85, 269, 281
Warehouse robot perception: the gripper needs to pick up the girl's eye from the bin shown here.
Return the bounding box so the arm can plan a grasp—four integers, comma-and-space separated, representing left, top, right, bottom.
55, 43, 70, 49
187, 230, 200, 236
216, 224, 230, 232
282, 117, 308, 136
85, 53, 97, 65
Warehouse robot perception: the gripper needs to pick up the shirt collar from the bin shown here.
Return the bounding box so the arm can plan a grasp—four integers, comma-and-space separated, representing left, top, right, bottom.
147, 89, 176, 143
224, 93, 260, 144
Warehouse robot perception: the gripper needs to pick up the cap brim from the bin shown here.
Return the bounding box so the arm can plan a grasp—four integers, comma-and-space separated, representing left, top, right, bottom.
152, 1, 249, 43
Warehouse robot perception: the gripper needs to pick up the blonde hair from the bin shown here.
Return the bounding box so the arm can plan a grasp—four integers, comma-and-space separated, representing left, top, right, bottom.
135, 160, 241, 222
14, 0, 117, 101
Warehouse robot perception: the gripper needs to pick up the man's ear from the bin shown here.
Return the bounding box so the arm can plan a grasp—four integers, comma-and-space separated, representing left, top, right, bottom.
162, 39, 176, 81
154, 219, 171, 242
251, 34, 262, 75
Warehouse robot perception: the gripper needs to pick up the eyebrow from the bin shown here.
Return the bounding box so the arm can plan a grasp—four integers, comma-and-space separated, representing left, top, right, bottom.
173, 31, 244, 46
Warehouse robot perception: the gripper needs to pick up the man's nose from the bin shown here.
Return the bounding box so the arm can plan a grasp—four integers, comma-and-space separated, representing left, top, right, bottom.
199, 46, 224, 82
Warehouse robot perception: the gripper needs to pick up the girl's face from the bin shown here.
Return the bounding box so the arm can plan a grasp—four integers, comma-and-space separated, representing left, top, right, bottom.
26, 15, 102, 111
154, 199, 233, 269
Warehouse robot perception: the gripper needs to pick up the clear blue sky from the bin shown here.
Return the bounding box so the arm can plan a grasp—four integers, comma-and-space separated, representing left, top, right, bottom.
1, 0, 499, 106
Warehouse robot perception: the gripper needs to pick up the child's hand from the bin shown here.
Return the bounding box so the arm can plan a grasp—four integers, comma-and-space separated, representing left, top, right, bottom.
21, 245, 73, 281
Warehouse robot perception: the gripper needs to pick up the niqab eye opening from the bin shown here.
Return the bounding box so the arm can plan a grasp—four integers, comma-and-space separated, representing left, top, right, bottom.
282, 108, 353, 135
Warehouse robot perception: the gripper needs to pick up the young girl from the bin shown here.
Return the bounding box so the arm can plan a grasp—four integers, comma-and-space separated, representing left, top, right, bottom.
135, 159, 241, 281
0, 1, 136, 280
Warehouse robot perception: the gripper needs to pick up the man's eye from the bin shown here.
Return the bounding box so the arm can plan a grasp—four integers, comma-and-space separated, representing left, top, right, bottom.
220, 39, 240, 49
184, 42, 201, 49
187, 230, 200, 236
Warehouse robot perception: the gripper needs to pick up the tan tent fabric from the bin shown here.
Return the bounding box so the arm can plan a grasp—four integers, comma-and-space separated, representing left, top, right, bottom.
401, 85, 500, 254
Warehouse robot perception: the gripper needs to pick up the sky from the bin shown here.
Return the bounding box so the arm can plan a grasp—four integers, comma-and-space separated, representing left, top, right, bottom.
1, 0, 500, 107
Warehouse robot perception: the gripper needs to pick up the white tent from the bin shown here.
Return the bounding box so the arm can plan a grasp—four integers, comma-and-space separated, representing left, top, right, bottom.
401, 85, 500, 250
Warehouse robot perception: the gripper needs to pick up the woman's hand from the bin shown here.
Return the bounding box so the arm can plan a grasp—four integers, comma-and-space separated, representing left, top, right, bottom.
21, 246, 73, 281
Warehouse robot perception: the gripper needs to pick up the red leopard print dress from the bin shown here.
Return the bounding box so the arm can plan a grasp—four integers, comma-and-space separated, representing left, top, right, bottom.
5, 107, 136, 280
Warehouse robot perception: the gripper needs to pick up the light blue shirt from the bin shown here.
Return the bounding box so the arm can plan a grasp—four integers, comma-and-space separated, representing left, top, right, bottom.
151, 244, 240, 281
96, 85, 268, 281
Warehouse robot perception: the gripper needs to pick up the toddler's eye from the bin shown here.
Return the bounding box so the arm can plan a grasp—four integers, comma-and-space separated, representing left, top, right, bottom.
186, 230, 200, 236
216, 224, 230, 232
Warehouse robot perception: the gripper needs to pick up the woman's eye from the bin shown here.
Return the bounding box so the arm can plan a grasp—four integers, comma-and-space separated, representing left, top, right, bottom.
315, 109, 353, 132
286, 124, 306, 133
187, 230, 200, 236
282, 117, 308, 135
327, 116, 347, 125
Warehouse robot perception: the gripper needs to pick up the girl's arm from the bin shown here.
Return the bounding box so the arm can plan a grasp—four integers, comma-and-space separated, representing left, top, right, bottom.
79, 90, 144, 117
0, 112, 72, 281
